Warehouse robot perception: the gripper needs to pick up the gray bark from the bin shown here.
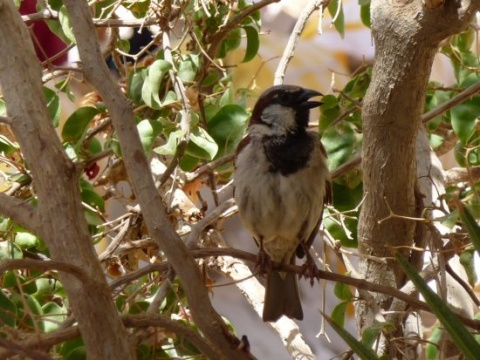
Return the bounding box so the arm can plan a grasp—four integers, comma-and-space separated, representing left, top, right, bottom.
358, 0, 480, 357
0, 1, 134, 358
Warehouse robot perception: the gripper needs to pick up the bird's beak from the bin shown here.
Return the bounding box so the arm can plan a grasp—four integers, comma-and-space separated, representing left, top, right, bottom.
298, 88, 323, 109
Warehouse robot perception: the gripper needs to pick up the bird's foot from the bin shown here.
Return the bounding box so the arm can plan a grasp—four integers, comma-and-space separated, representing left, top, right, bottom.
299, 252, 319, 286
255, 249, 272, 276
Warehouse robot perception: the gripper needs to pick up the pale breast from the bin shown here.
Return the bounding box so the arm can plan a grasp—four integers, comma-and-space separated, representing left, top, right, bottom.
234, 134, 328, 263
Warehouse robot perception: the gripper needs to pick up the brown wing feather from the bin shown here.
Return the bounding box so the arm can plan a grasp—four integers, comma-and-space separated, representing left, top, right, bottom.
296, 177, 332, 259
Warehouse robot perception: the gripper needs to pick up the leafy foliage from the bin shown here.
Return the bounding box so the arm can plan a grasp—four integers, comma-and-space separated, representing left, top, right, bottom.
1, 0, 480, 358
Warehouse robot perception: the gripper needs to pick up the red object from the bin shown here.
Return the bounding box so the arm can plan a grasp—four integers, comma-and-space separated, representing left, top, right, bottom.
85, 162, 100, 180
20, 0, 67, 65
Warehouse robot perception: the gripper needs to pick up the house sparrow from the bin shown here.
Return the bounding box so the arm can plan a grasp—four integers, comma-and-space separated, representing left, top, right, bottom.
234, 85, 332, 322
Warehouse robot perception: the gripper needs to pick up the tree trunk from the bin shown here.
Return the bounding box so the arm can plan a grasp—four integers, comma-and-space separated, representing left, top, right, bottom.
358, 0, 479, 357
0, 1, 134, 358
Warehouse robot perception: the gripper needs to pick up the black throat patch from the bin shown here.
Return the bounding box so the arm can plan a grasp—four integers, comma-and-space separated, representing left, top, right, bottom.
263, 131, 314, 176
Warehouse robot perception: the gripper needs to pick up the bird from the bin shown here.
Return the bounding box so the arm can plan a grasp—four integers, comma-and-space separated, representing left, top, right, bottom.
234, 84, 332, 322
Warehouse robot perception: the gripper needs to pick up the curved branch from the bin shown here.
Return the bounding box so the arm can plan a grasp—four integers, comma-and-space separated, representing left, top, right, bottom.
60, 1, 252, 358
0, 193, 42, 237
122, 315, 222, 359
0, 258, 91, 284
0, 314, 226, 359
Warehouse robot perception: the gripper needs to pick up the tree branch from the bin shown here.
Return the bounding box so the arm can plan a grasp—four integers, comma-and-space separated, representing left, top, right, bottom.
0, 258, 91, 283
358, 0, 480, 351
205, 0, 280, 61
0, 2, 134, 358
274, 0, 328, 85
0, 314, 230, 360
422, 80, 480, 124
0, 193, 42, 237
445, 166, 480, 186
60, 1, 252, 358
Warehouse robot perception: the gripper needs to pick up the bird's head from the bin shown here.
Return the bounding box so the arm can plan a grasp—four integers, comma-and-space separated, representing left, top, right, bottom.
249, 85, 323, 137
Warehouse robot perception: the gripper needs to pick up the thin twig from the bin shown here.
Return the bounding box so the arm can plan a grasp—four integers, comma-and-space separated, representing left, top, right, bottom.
206, 0, 280, 61
274, 0, 328, 85
422, 81, 480, 124
0, 337, 53, 360
185, 153, 235, 182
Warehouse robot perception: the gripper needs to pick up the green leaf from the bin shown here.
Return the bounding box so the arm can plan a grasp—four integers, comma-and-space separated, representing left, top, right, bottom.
396, 254, 480, 360
54, 79, 76, 102
328, 0, 345, 38
124, 0, 151, 18
242, 26, 260, 63
0, 242, 22, 260
0, 99, 6, 116
35, 278, 62, 296
450, 98, 480, 143
426, 326, 442, 360
361, 325, 381, 349
162, 90, 178, 106
62, 106, 99, 144
137, 119, 163, 155
216, 28, 242, 58
44, 87, 61, 127
331, 301, 348, 327
0, 290, 17, 327
334, 282, 353, 301
324, 313, 380, 360
3, 271, 17, 288
178, 55, 199, 83
24, 293, 43, 328
46, 0, 63, 11
14, 231, 41, 249
87, 137, 102, 155
360, 4, 371, 28
456, 200, 480, 255
322, 123, 358, 170
187, 127, 218, 160
208, 104, 249, 158
201, 69, 221, 87
141, 60, 172, 109
92, 0, 118, 19
42, 302, 67, 333
59, 6, 76, 44
117, 39, 131, 53
179, 153, 200, 171
128, 68, 147, 105
154, 129, 182, 156
80, 179, 105, 212
65, 346, 87, 360
59, 338, 85, 358
459, 249, 476, 286
429, 134, 444, 150
0, 135, 18, 154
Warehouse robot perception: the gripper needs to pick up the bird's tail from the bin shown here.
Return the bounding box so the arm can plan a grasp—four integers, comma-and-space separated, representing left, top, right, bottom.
263, 271, 303, 322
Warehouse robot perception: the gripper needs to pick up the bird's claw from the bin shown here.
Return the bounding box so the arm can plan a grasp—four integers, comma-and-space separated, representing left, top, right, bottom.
255, 248, 272, 276
299, 252, 319, 286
